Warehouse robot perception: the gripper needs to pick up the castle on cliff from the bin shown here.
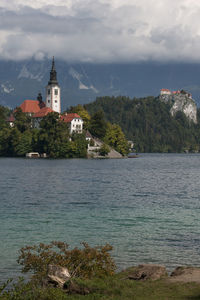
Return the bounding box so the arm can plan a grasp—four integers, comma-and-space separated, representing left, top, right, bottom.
159, 88, 197, 124
160, 88, 192, 99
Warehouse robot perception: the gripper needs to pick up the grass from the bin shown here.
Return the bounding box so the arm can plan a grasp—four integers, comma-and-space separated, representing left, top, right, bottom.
1, 272, 200, 300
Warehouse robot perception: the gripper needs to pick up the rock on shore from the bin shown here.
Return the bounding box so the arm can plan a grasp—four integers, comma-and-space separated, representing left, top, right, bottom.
124, 264, 200, 283
169, 266, 200, 283
127, 264, 167, 281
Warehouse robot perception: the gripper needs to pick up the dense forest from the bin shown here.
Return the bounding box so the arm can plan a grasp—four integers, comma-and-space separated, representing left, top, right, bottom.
84, 96, 200, 153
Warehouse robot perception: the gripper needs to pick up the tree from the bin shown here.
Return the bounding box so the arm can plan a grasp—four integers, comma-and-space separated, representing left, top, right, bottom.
104, 123, 129, 156
89, 110, 107, 139
9, 128, 22, 156
70, 133, 88, 158
31, 128, 40, 152
15, 131, 33, 156
0, 105, 10, 128
0, 128, 12, 156
17, 241, 116, 280
99, 143, 110, 156
14, 107, 31, 133
38, 112, 71, 158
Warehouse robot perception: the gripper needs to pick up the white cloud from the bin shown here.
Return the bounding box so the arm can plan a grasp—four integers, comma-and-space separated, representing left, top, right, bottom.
0, 0, 200, 62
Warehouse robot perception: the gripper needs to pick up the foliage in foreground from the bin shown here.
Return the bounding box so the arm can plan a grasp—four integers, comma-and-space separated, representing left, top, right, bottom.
2, 273, 200, 300
17, 241, 116, 280
1, 242, 200, 299
0, 278, 68, 300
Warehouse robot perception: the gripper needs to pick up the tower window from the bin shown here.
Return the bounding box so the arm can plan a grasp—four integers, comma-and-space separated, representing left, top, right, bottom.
48, 89, 50, 95
55, 100, 57, 103
54, 89, 58, 95
48, 100, 50, 103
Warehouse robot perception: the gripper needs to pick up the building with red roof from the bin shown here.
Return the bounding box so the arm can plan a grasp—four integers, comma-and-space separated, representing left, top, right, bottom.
32, 107, 54, 128
61, 113, 83, 134
19, 98, 45, 115
33, 106, 54, 118
172, 90, 181, 95
7, 115, 15, 127
61, 113, 81, 123
160, 89, 171, 95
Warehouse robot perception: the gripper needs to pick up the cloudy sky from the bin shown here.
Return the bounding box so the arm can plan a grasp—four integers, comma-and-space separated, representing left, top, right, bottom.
0, 0, 200, 63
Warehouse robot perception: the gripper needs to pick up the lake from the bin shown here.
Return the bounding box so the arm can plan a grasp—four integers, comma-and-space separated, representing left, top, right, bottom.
1, 154, 200, 282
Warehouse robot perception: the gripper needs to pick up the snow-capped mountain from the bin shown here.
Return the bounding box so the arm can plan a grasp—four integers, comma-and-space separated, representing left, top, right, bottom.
0, 59, 200, 110
68, 67, 99, 93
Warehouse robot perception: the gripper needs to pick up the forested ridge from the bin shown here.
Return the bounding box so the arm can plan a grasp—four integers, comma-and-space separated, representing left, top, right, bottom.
84, 96, 200, 153
1, 94, 200, 156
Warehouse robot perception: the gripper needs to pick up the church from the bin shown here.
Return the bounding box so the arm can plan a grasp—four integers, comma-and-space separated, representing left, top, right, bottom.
9, 58, 83, 134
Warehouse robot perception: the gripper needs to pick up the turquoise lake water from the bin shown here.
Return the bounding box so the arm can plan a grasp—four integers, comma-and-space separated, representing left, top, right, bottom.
1, 154, 200, 282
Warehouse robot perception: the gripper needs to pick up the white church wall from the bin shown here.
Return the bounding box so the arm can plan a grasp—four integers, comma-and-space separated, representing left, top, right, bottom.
46, 85, 61, 114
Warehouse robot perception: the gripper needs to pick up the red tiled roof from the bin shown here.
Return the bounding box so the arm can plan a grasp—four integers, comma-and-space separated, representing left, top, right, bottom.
7, 114, 15, 122
32, 107, 54, 118
173, 90, 181, 94
20, 100, 45, 113
161, 89, 171, 92
61, 113, 81, 123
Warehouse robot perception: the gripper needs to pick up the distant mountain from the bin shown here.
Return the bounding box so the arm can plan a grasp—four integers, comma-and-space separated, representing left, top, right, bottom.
1, 59, 200, 110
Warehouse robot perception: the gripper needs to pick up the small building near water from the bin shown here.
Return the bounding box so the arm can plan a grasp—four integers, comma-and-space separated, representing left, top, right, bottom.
26, 152, 40, 158
26, 152, 47, 158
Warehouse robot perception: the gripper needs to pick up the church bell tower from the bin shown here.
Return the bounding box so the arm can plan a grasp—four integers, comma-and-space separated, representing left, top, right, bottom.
46, 57, 61, 113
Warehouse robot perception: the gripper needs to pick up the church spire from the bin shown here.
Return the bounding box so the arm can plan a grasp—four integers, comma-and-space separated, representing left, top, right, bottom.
48, 56, 58, 85
52, 56, 55, 70
46, 57, 61, 114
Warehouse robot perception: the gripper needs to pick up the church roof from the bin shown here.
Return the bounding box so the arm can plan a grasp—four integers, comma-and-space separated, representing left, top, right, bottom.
48, 56, 58, 85
20, 100, 45, 113
61, 113, 82, 123
32, 106, 54, 118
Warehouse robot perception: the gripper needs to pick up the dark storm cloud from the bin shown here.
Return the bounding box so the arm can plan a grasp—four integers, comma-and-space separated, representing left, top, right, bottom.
0, 0, 200, 62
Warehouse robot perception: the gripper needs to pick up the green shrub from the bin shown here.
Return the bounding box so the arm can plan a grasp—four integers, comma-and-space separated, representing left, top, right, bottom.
99, 144, 110, 156
0, 278, 68, 300
89, 139, 95, 146
17, 241, 116, 281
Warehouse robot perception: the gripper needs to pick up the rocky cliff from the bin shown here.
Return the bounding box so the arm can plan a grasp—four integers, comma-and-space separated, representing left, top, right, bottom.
159, 92, 197, 124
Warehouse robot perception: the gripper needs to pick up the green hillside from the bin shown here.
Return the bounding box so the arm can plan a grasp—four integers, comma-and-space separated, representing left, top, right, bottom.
84, 96, 200, 153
